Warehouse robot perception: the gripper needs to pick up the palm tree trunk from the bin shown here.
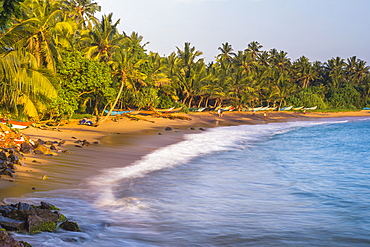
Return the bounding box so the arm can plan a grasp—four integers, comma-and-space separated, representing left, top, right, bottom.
98, 77, 125, 124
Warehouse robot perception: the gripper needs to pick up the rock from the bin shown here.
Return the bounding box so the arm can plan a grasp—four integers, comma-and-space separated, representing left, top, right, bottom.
199, 128, 206, 131
0, 229, 24, 247
1, 168, 15, 177
0, 152, 7, 161
0, 215, 26, 231
7, 153, 18, 164
27, 215, 57, 234
36, 139, 45, 145
58, 140, 66, 146
82, 140, 90, 146
34, 144, 56, 156
59, 221, 80, 232
158, 133, 162, 135
49, 144, 57, 150
165, 127, 172, 131
71, 137, 77, 139
190, 127, 196, 130
20, 142, 33, 154
17, 202, 33, 211
0, 205, 16, 216
75, 145, 82, 148
92, 141, 99, 145
40, 202, 59, 211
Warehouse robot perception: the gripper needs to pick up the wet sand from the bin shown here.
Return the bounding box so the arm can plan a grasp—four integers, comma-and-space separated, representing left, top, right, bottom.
1, 110, 369, 202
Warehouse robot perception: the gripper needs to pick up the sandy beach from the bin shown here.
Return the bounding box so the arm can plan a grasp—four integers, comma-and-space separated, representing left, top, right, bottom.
1, 110, 369, 202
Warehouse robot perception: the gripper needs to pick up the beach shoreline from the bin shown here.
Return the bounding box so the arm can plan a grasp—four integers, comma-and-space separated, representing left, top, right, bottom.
1, 110, 369, 202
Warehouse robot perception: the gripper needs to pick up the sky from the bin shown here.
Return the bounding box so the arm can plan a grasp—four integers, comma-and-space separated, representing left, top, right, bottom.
97, 0, 370, 63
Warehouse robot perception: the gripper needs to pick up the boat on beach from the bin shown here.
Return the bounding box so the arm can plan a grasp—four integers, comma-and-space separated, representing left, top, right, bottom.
104, 109, 134, 116
154, 106, 184, 113
305, 106, 317, 110
293, 106, 304, 111
280, 106, 293, 111
0, 119, 33, 129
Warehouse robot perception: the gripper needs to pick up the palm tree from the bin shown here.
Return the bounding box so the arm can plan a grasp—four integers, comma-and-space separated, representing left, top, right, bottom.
81, 13, 123, 63
246, 41, 263, 60
4, 0, 69, 72
346, 56, 369, 85
100, 47, 147, 122
325, 57, 347, 88
62, 0, 101, 28
292, 56, 316, 88
216, 42, 236, 64
0, 48, 57, 118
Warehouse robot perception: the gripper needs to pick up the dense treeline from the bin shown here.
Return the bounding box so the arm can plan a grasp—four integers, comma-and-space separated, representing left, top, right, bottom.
1, 0, 370, 121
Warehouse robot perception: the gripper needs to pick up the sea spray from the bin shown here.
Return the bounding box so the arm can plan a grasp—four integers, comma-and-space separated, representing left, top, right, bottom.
88, 119, 351, 209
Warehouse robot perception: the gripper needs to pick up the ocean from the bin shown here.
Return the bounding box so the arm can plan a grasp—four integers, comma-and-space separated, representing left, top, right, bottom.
7, 117, 370, 246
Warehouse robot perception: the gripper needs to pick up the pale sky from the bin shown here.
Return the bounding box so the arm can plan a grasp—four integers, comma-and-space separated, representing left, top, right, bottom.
97, 0, 370, 63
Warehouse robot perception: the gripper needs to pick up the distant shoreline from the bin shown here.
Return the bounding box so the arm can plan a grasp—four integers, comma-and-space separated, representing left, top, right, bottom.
1, 110, 369, 202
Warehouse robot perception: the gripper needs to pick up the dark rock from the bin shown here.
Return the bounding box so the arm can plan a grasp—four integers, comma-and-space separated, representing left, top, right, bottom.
92, 141, 99, 145
58, 140, 66, 146
75, 145, 82, 148
27, 215, 57, 234
71, 137, 77, 139
0, 215, 26, 231
32, 160, 40, 163
158, 133, 162, 135
199, 128, 206, 131
36, 139, 45, 145
190, 127, 196, 130
0, 205, 16, 216
59, 221, 81, 232
49, 144, 57, 150
0, 229, 24, 247
17, 202, 33, 211
40, 202, 59, 210
32, 187, 36, 190
165, 127, 172, 131
82, 140, 90, 146
6, 162, 16, 170
62, 150, 69, 153
0, 152, 7, 161
20, 142, 33, 154
1, 168, 15, 177
8, 152, 19, 164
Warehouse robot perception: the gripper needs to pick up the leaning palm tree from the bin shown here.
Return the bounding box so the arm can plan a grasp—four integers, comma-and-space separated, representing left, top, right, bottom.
99, 47, 147, 123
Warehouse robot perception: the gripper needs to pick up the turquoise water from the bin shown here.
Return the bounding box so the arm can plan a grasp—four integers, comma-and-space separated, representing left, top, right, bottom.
8, 117, 370, 246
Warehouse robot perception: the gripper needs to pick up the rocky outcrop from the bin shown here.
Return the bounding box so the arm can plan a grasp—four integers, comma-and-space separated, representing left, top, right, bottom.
0, 201, 79, 235
0, 229, 25, 247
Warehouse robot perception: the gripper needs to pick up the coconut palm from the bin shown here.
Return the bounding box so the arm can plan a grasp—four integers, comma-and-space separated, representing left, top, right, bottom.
0, 48, 57, 118
62, 0, 101, 28
3, 0, 74, 72
81, 13, 123, 63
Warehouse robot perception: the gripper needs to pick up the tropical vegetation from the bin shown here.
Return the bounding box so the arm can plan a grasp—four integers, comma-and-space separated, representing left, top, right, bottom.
1, 0, 370, 121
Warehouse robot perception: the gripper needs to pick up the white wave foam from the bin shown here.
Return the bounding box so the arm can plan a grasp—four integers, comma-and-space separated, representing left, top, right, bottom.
89, 118, 365, 208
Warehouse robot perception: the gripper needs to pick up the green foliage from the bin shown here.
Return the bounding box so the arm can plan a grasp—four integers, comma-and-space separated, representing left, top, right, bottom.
56, 51, 114, 115
287, 87, 327, 109
158, 95, 176, 108
326, 85, 362, 109
0, 0, 25, 30
134, 87, 159, 109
